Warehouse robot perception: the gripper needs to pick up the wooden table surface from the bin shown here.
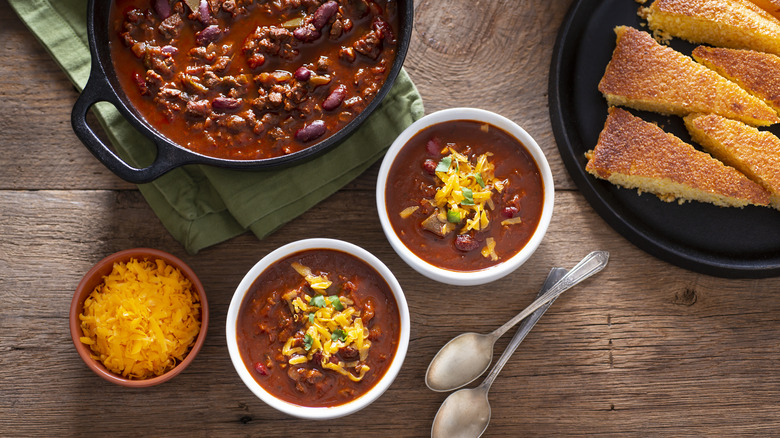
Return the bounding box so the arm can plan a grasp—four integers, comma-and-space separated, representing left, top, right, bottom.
3, 0, 780, 436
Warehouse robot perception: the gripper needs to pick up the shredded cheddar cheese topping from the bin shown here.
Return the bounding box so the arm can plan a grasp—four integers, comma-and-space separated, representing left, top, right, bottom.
281, 263, 371, 382
433, 148, 500, 235
79, 258, 201, 379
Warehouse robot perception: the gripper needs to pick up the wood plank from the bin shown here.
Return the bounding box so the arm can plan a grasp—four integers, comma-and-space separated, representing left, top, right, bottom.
2, 189, 779, 436
0, 1, 133, 191
4, 0, 780, 435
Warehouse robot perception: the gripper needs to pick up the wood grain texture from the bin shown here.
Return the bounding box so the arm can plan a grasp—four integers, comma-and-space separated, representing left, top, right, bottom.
2, 0, 780, 436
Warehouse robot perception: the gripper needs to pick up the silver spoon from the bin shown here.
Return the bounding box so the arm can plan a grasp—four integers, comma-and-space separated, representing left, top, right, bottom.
425, 251, 610, 392
429, 252, 609, 438
428, 267, 565, 438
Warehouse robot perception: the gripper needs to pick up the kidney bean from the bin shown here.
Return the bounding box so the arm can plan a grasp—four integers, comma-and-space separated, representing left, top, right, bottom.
295, 120, 327, 142
195, 25, 221, 46
294, 66, 312, 81
313, 1, 339, 30
426, 137, 441, 156
153, 0, 171, 19
254, 362, 268, 376
322, 85, 347, 110
339, 46, 356, 62
293, 25, 321, 42
198, 0, 212, 24
372, 17, 395, 43
502, 206, 519, 218
455, 234, 480, 252
423, 159, 437, 175
212, 97, 242, 110
368, 1, 383, 16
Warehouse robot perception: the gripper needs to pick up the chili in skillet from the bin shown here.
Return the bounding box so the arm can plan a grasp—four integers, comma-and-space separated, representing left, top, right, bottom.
110, 0, 398, 159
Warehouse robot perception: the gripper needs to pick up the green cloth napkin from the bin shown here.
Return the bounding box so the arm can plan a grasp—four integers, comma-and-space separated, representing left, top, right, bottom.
9, 0, 424, 254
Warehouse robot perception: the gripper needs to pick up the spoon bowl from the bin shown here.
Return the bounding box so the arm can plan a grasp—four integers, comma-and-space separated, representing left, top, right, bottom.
431, 385, 491, 438
425, 332, 495, 392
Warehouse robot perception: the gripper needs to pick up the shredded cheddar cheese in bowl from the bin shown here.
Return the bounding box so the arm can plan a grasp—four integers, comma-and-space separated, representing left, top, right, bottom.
281, 262, 372, 382
404, 145, 523, 260
79, 258, 201, 380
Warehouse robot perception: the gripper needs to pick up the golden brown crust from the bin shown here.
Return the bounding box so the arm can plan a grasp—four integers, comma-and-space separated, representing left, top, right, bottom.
692, 45, 780, 114
684, 113, 780, 208
598, 26, 779, 126
586, 107, 770, 207
647, 0, 780, 55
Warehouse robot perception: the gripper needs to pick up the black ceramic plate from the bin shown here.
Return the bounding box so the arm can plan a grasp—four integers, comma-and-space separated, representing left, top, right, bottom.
549, 0, 780, 278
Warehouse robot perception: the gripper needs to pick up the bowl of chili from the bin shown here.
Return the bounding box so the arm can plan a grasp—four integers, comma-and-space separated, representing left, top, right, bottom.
226, 238, 409, 419
72, 0, 413, 183
69, 248, 208, 387
376, 108, 555, 285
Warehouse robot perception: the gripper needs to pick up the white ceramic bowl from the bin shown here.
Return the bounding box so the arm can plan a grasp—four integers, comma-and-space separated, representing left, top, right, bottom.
225, 238, 410, 420
376, 108, 554, 286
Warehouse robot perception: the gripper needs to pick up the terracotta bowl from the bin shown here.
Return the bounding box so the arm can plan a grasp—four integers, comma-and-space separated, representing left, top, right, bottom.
69, 248, 208, 387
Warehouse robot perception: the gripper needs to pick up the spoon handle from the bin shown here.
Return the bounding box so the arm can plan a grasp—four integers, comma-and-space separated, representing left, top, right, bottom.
492, 251, 609, 340
480, 267, 568, 389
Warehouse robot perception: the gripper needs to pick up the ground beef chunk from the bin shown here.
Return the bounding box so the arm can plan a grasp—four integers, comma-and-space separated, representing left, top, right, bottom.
220, 114, 249, 133
189, 46, 217, 63
316, 55, 331, 72
243, 26, 298, 68
212, 55, 231, 73
186, 99, 212, 118
155, 86, 189, 118
220, 0, 240, 16
339, 46, 356, 62
145, 70, 164, 90
143, 46, 176, 78
353, 30, 382, 59
252, 80, 309, 112
158, 13, 184, 40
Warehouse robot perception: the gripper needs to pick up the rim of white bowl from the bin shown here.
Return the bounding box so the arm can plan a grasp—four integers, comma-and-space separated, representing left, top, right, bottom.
225, 238, 410, 420
376, 107, 555, 286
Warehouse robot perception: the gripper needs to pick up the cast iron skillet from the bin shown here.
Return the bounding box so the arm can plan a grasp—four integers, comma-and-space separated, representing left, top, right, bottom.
72, 0, 413, 184
549, 0, 780, 278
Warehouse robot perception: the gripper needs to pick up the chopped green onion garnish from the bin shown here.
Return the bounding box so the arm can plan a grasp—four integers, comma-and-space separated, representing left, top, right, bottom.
461, 188, 474, 206
303, 334, 313, 350
435, 156, 452, 172
310, 295, 327, 308
447, 209, 462, 223
331, 329, 347, 342
328, 295, 344, 311
474, 173, 485, 188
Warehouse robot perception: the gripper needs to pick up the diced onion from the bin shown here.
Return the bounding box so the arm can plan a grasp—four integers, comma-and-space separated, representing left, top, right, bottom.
501, 217, 523, 226
399, 206, 419, 219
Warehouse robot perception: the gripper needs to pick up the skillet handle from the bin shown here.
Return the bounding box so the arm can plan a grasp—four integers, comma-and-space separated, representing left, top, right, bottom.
71, 73, 190, 184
